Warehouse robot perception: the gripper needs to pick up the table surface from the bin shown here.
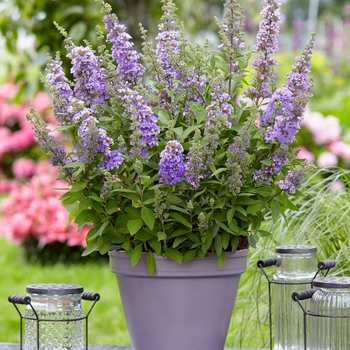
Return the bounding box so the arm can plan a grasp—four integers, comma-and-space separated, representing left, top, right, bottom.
0, 344, 267, 350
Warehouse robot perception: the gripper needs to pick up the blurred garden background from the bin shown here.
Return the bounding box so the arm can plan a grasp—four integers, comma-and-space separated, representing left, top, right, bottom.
1, 0, 350, 347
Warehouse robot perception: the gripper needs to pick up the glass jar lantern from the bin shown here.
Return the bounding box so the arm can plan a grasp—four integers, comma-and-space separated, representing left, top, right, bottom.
293, 277, 350, 350
258, 245, 333, 350
8, 283, 100, 350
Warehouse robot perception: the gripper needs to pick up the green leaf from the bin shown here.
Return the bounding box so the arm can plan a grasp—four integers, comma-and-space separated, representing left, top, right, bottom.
214, 220, 234, 234
183, 249, 197, 262
97, 236, 111, 255
230, 236, 239, 252
170, 212, 192, 228
214, 197, 226, 209
258, 229, 272, 237
214, 235, 222, 255
173, 236, 187, 248
158, 109, 169, 126
228, 219, 238, 233
211, 167, 228, 178
141, 207, 155, 230
165, 248, 183, 264
248, 234, 259, 248
147, 252, 156, 275
235, 206, 247, 216
271, 199, 281, 223
157, 231, 167, 241
127, 218, 143, 235
121, 240, 131, 251
260, 159, 272, 166
148, 238, 162, 255
217, 251, 227, 268
135, 230, 154, 241
87, 221, 109, 241
227, 208, 235, 223
70, 182, 86, 192
130, 244, 143, 266
75, 209, 94, 225
63, 161, 84, 168
221, 232, 230, 249
88, 195, 104, 203
167, 229, 189, 239
255, 186, 273, 197
246, 203, 265, 214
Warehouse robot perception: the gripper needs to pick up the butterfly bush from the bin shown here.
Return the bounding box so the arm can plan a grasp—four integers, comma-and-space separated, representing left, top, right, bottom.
27, 0, 316, 272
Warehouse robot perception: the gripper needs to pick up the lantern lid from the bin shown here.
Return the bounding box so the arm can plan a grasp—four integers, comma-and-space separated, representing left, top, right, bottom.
313, 277, 350, 289
26, 283, 84, 295
275, 245, 317, 254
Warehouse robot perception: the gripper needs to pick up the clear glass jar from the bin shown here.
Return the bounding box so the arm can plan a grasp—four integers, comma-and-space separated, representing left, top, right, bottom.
24, 283, 84, 350
309, 277, 350, 350
272, 245, 317, 350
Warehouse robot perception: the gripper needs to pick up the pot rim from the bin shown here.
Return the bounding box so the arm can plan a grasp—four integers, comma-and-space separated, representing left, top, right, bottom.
109, 249, 248, 278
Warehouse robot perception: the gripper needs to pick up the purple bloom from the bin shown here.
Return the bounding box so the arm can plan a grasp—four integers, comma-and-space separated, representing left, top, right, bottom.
185, 149, 205, 188
156, 20, 180, 90
75, 115, 113, 163
117, 86, 159, 156
46, 57, 74, 124
103, 14, 145, 83
99, 150, 124, 171
245, 0, 281, 102
204, 84, 233, 163
67, 46, 109, 107
279, 169, 303, 194
159, 140, 185, 185
261, 35, 315, 144
253, 145, 289, 185
225, 126, 251, 195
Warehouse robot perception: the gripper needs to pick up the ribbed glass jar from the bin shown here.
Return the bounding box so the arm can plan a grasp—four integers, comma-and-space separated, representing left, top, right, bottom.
309, 277, 350, 350
24, 283, 84, 350
272, 245, 317, 350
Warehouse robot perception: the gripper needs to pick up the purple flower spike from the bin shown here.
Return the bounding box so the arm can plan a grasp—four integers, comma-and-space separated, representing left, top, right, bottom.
103, 14, 145, 83
99, 150, 124, 171
46, 57, 74, 124
159, 140, 185, 185
67, 46, 109, 107
245, 0, 281, 102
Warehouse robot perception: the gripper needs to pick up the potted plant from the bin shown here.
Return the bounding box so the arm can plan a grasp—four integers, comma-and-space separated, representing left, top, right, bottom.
26, 0, 316, 348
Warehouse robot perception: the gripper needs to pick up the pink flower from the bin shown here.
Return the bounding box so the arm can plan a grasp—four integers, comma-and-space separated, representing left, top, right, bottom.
301, 110, 342, 145
12, 158, 37, 179
328, 141, 350, 161
0, 83, 18, 100
31, 91, 51, 113
0, 162, 90, 248
329, 180, 344, 193
296, 146, 315, 162
317, 151, 338, 168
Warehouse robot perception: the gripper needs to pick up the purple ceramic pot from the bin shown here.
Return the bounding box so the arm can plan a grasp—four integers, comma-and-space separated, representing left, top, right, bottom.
109, 249, 248, 350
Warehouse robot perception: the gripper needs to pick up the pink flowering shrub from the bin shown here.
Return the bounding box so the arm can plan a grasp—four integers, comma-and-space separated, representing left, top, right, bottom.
0, 82, 54, 191
0, 161, 90, 248
296, 109, 350, 169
